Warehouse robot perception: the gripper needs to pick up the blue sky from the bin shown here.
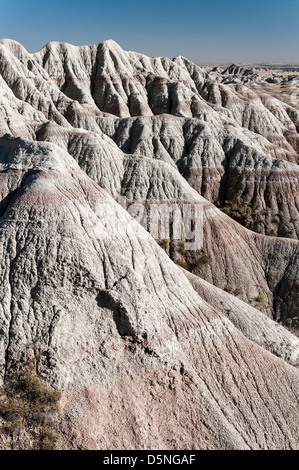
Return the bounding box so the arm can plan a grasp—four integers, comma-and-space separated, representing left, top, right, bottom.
1, 0, 299, 63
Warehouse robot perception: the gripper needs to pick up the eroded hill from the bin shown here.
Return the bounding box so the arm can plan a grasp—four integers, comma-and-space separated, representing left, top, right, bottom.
0, 39, 299, 450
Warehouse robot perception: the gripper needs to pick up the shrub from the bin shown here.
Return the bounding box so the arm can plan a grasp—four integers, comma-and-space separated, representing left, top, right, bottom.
0, 395, 28, 422
268, 251, 277, 260
224, 286, 233, 294
5, 368, 60, 413
255, 294, 264, 303
0, 363, 61, 450
197, 254, 211, 266
189, 254, 211, 271
177, 241, 186, 255
159, 239, 170, 251
39, 427, 58, 451
220, 199, 252, 227
177, 260, 189, 270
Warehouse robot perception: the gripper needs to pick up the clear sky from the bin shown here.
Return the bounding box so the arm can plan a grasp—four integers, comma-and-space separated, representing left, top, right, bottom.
1, 0, 299, 63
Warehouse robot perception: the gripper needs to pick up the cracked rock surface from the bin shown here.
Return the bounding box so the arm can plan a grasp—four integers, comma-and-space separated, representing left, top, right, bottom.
0, 40, 299, 449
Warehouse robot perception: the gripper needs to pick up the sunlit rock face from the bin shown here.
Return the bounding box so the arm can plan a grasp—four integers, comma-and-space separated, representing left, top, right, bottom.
0, 39, 299, 450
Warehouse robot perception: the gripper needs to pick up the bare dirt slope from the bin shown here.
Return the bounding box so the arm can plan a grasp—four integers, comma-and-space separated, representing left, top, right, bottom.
0, 40, 299, 449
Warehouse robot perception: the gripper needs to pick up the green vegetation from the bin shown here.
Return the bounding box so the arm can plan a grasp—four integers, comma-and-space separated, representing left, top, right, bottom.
188, 253, 211, 271
177, 260, 189, 270
219, 199, 252, 228
0, 362, 61, 450
268, 251, 277, 260
224, 286, 233, 294
159, 239, 170, 251
177, 241, 186, 255
254, 294, 264, 303
39, 427, 58, 451
176, 250, 211, 273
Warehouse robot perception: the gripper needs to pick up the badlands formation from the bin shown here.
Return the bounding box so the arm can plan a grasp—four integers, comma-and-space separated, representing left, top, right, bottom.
0, 39, 299, 449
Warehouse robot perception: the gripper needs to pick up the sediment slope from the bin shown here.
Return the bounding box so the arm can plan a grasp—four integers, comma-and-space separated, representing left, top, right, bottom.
0, 39, 299, 449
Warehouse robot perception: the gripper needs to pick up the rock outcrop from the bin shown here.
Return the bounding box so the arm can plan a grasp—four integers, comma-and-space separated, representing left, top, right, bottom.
0, 40, 299, 450
1, 38, 299, 239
